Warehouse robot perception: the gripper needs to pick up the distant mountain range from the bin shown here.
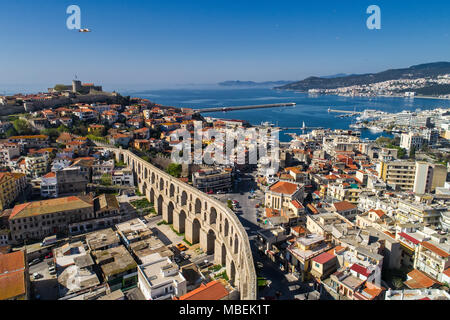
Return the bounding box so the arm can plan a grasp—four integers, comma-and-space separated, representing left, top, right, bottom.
276, 62, 450, 91
218, 80, 292, 87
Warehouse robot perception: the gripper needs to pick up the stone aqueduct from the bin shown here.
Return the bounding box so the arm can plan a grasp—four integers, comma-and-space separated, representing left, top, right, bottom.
108, 148, 257, 300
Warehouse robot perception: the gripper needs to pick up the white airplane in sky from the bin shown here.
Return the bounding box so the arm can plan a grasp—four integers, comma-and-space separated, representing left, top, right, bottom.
79, 28, 92, 33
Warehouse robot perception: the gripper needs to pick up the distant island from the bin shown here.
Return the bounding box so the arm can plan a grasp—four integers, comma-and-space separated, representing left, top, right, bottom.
218, 80, 292, 88
275, 62, 450, 98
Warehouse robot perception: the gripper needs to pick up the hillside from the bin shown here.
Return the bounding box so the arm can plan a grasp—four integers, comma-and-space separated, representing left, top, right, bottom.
276, 62, 450, 91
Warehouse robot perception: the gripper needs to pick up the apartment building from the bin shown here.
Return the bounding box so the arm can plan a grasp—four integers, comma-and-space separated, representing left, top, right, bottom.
8, 135, 49, 150
0, 173, 24, 211
400, 132, 424, 151
413, 162, 447, 194
396, 199, 446, 226
286, 234, 332, 281
310, 252, 338, 280
69, 194, 121, 235
8, 195, 94, 244
23, 155, 49, 178
380, 160, 416, 191
192, 168, 232, 193
265, 181, 305, 212
138, 257, 187, 300
0, 143, 21, 167
414, 240, 450, 283
327, 184, 362, 205
328, 267, 385, 300
40, 166, 89, 198
112, 168, 134, 187
92, 159, 115, 177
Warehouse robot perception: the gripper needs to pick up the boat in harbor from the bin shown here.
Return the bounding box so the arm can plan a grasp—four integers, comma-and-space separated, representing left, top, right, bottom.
368, 126, 384, 133
260, 121, 275, 127
350, 122, 365, 130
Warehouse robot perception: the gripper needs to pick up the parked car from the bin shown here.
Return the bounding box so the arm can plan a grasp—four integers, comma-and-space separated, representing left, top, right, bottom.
176, 243, 188, 252
32, 273, 43, 280
29, 258, 41, 266
45, 252, 53, 259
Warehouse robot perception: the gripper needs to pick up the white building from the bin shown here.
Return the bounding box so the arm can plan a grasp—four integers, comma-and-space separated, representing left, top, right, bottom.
40, 172, 58, 198
112, 168, 134, 187
400, 132, 424, 151
137, 257, 187, 300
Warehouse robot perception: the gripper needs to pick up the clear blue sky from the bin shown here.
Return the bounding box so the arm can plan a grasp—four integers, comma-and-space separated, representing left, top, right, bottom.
1, 0, 450, 91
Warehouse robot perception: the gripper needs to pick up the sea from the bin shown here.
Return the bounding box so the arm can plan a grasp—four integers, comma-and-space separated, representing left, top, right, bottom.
125, 88, 450, 143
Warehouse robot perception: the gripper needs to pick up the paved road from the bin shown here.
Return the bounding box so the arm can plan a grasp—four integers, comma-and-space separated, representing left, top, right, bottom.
29, 259, 58, 300
213, 171, 303, 299
215, 172, 266, 235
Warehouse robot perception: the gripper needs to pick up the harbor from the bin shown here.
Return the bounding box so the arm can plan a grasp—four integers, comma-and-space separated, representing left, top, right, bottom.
195, 102, 296, 113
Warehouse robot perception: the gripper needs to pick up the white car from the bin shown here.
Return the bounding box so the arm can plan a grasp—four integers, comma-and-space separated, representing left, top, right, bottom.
33, 273, 43, 280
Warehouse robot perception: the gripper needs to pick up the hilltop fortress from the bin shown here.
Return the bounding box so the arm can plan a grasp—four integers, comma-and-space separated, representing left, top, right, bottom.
0, 80, 122, 116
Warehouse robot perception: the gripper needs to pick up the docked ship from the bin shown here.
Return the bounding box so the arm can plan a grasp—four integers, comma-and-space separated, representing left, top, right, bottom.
260, 121, 275, 127
368, 126, 384, 133
350, 122, 365, 130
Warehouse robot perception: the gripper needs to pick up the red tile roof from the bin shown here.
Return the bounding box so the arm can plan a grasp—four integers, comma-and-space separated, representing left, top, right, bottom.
369, 209, 386, 218
443, 268, 450, 277
398, 232, 420, 245
0, 251, 25, 274
0, 270, 26, 300
405, 269, 438, 289
333, 201, 356, 212
421, 241, 449, 258
269, 181, 299, 195
174, 281, 229, 300
265, 208, 280, 218
350, 264, 371, 277
312, 252, 336, 265
291, 200, 304, 209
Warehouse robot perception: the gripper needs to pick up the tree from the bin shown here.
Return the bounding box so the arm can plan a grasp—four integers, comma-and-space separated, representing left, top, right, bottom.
409, 146, 416, 159
41, 128, 59, 140
376, 136, 392, 147
166, 163, 182, 178
397, 148, 407, 159
392, 277, 404, 290
100, 174, 112, 186
12, 119, 32, 135
5, 127, 18, 137
54, 84, 67, 92
57, 125, 70, 133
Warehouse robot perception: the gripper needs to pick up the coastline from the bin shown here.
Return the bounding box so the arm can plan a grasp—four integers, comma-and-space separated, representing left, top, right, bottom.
275, 89, 450, 102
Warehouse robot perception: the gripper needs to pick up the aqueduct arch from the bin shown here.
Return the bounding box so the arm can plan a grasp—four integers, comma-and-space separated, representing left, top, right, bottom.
111, 148, 256, 300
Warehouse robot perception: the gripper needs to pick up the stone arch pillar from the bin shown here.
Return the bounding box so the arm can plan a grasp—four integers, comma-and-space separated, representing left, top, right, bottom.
174, 209, 187, 234
214, 240, 224, 265
199, 227, 208, 252
184, 217, 195, 244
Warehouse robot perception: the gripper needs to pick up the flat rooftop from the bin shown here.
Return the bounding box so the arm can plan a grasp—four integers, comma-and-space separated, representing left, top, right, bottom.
54, 241, 88, 269
140, 258, 185, 288
85, 228, 120, 251
93, 245, 137, 278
